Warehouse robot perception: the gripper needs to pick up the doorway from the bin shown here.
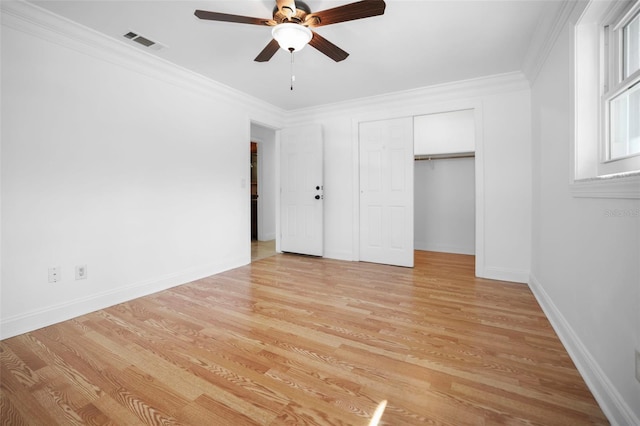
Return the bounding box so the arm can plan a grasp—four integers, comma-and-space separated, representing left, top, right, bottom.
413, 109, 476, 255
250, 142, 258, 241
250, 123, 277, 261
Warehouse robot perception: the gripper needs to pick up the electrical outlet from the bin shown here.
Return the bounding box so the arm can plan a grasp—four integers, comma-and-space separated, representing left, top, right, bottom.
48, 266, 60, 283
636, 349, 640, 383
75, 265, 87, 280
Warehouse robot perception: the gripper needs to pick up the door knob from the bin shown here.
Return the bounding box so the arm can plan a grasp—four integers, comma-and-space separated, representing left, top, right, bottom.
315, 195, 320, 200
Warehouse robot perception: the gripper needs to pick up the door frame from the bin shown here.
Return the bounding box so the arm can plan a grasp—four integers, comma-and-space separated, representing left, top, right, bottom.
351, 100, 486, 277
249, 120, 279, 249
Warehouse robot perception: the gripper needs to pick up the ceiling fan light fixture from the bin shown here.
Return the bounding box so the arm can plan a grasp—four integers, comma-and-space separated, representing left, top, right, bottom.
272, 23, 312, 52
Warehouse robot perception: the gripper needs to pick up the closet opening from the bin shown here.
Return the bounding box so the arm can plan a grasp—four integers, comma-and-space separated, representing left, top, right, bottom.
414, 109, 476, 256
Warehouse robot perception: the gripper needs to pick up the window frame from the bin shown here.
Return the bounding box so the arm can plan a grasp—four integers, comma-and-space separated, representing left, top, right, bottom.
599, 1, 640, 176
571, 0, 640, 199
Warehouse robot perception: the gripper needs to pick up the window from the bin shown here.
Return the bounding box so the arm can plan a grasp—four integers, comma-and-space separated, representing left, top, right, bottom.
573, 0, 640, 196
604, 4, 640, 163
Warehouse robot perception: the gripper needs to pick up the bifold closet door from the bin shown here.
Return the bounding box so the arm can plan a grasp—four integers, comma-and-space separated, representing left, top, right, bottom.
359, 117, 414, 267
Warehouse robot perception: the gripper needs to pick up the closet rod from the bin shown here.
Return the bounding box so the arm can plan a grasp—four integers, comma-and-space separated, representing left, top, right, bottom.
414, 152, 475, 161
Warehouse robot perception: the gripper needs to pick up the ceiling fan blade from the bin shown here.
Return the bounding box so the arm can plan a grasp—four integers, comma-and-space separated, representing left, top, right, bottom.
305, 0, 386, 27
255, 39, 281, 62
309, 31, 349, 62
194, 10, 275, 26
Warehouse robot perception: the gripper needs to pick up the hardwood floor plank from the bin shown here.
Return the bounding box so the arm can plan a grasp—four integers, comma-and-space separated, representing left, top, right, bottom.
451, 380, 606, 426
31, 383, 87, 425
91, 393, 146, 426
0, 365, 58, 425
75, 402, 113, 426
0, 393, 28, 426
107, 386, 180, 425
185, 395, 273, 425
0, 251, 608, 425
0, 344, 40, 389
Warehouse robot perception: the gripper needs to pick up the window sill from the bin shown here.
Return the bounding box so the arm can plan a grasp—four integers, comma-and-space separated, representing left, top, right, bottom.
570, 174, 640, 199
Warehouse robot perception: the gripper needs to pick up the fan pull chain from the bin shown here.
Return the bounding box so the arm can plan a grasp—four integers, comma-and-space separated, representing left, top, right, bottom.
289, 48, 295, 91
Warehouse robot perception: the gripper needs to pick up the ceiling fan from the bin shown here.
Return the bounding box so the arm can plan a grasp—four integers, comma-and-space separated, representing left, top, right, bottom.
194, 0, 386, 62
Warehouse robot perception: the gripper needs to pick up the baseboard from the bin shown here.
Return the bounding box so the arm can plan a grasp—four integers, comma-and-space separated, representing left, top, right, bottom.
482, 266, 529, 283
0, 257, 247, 340
414, 242, 475, 255
258, 233, 276, 241
528, 274, 640, 426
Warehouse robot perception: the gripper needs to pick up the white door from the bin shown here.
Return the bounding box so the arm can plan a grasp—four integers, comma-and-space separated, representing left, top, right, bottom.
359, 117, 414, 267
279, 125, 324, 256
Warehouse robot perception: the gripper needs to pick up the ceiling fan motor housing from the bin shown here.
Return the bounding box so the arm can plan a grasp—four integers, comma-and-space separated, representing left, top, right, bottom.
273, 1, 312, 24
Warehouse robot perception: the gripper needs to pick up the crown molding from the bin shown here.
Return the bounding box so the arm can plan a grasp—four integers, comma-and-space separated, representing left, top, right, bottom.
1, 0, 285, 123
286, 71, 530, 124
522, 1, 584, 86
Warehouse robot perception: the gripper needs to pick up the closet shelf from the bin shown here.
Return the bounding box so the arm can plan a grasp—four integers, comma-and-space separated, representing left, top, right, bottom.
414, 152, 475, 161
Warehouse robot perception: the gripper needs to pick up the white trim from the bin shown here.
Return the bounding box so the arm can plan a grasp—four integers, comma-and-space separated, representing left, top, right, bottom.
275, 130, 282, 254
352, 119, 361, 262
611, 0, 640, 32
288, 72, 529, 125
523, 1, 581, 85
473, 105, 486, 280
571, 174, 640, 198
529, 274, 640, 426
0, 257, 247, 340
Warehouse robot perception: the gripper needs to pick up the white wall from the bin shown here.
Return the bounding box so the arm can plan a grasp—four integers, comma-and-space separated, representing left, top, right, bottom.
0, 4, 283, 338
414, 158, 475, 255
286, 74, 532, 282
481, 90, 532, 281
250, 123, 277, 241
529, 5, 640, 424
414, 109, 475, 155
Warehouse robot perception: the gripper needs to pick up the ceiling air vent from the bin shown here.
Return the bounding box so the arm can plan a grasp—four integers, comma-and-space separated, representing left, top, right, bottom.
123, 31, 165, 51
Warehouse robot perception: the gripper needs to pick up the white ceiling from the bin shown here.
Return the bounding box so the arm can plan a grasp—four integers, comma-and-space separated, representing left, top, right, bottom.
30, 0, 562, 110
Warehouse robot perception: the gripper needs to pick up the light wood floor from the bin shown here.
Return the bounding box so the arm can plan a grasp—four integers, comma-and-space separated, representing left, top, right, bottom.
251, 239, 277, 262
0, 251, 607, 425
